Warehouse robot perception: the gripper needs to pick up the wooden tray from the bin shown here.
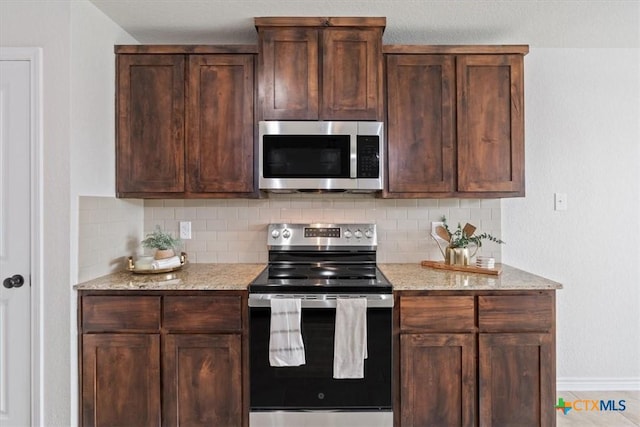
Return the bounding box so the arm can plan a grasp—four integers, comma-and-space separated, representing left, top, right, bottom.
421, 260, 502, 276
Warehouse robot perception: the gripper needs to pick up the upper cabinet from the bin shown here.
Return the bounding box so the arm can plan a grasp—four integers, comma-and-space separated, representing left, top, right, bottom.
256, 17, 385, 121
116, 46, 258, 198
114, 23, 528, 199
385, 46, 528, 198
116, 53, 186, 195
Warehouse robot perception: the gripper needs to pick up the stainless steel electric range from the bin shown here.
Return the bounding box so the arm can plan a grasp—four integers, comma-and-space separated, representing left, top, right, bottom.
249, 223, 393, 427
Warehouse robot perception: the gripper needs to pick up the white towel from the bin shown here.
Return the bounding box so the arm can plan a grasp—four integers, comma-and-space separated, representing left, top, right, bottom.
151, 256, 181, 270
269, 298, 306, 367
333, 298, 368, 379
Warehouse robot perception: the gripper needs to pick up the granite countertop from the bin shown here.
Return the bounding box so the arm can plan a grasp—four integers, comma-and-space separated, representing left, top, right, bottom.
75, 262, 561, 292
74, 263, 266, 291
379, 263, 562, 291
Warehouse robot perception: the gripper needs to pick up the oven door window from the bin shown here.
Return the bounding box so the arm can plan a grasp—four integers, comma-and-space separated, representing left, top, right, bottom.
250, 307, 392, 410
262, 135, 351, 178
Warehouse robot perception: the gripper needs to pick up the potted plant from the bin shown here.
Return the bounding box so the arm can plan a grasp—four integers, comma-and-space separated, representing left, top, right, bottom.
438, 216, 504, 265
141, 226, 182, 260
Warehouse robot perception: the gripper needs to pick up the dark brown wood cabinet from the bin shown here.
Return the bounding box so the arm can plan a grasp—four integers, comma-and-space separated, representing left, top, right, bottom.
396, 290, 556, 427
163, 334, 242, 426
116, 46, 257, 198
116, 54, 186, 195
82, 334, 161, 427
477, 294, 555, 426
385, 46, 528, 198
400, 334, 476, 426
78, 291, 247, 427
256, 17, 385, 121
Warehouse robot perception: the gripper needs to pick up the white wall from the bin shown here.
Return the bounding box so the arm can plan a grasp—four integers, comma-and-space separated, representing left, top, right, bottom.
1, 1, 137, 425
69, 0, 139, 284
503, 48, 640, 388
1, 2, 72, 424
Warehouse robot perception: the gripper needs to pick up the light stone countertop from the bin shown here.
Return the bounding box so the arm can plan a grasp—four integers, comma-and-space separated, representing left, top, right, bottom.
379, 263, 562, 291
74, 263, 266, 291
74, 262, 562, 292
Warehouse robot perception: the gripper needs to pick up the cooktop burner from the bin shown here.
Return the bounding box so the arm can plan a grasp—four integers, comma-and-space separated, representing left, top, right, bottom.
248, 264, 392, 293
249, 223, 392, 294
268, 265, 377, 280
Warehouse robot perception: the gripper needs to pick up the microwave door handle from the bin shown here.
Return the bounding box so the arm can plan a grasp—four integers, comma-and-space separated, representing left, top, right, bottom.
350, 133, 358, 178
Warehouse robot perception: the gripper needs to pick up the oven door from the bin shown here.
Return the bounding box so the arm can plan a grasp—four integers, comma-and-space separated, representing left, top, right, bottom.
249, 296, 392, 412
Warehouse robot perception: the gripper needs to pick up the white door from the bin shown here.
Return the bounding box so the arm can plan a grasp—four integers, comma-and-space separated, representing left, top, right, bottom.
0, 58, 32, 426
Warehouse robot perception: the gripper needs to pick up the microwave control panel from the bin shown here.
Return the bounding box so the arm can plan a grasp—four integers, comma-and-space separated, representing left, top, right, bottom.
357, 136, 380, 178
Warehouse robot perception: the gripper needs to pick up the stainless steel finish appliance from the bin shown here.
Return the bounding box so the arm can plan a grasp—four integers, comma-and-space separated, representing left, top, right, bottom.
258, 121, 384, 193
249, 223, 393, 427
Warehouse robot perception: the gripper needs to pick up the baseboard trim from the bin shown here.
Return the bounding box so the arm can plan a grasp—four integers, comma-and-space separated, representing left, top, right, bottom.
557, 377, 640, 391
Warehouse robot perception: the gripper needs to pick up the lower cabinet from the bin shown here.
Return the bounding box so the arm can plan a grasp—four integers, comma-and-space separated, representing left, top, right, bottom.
400, 333, 476, 426
78, 291, 247, 427
397, 291, 556, 427
82, 334, 161, 426
479, 332, 554, 426
163, 334, 242, 426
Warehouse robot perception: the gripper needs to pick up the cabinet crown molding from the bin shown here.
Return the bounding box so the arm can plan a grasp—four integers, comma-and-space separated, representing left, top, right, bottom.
114, 45, 259, 54
255, 16, 386, 30
383, 44, 529, 55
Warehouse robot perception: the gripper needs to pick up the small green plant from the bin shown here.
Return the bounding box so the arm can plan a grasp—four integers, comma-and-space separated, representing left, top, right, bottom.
441, 216, 504, 248
141, 226, 181, 251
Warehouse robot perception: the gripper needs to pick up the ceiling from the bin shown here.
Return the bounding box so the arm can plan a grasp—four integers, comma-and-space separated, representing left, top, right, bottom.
89, 0, 639, 48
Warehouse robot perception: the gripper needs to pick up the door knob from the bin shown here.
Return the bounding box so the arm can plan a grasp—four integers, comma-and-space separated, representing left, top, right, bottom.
3, 274, 25, 289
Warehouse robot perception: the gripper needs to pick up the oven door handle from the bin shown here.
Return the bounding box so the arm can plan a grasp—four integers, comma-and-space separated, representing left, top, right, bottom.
248, 293, 394, 309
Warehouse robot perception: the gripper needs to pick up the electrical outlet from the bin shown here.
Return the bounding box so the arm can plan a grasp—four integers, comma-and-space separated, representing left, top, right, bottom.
554, 193, 568, 211
179, 221, 192, 239
431, 221, 447, 242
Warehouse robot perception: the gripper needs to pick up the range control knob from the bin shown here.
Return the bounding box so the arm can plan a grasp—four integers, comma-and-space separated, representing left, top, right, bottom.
282, 229, 291, 239
344, 229, 353, 239
271, 229, 280, 239
364, 229, 374, 239
354, 229, 363, 239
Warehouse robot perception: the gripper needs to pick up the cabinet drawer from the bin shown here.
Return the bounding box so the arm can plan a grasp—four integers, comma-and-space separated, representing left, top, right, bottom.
478, 294, 553, 332
400, 296, 475, 332
82, 296, 161, 332
163, 295, 242, 332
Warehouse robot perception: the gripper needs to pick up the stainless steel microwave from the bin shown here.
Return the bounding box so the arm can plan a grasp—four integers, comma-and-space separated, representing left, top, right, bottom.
258, 121, 384, 193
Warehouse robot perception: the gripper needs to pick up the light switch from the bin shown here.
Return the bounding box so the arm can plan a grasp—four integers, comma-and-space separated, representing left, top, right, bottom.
554, 193, 567, 211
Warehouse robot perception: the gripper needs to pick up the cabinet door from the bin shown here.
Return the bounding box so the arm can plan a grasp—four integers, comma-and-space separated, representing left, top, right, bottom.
259, 28, 319, 120
400, 334, 475, 427
186, 55, 255, 195
82, 334, 160, 427
321, 28, 383, 120
457, 55, 525, 194
163, 334, 242, 427
386, 55, 456, 195
116, 54, 185, 195
479, 333, 554, 427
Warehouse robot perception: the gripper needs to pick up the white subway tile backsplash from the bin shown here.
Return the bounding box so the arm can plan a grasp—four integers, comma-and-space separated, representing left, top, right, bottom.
139, 195, 503, 265
437, 199, 460, 208
206, 219, 226, 231
78, 196, 144, 282
152, 206, 175, 220
460, 199, 482, 208
480, 199, 501, 208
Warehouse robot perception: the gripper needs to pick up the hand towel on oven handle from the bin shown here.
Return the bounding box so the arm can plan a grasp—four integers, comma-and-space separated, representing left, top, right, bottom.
269, 298, 306, 367
333, 298, 367, 379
